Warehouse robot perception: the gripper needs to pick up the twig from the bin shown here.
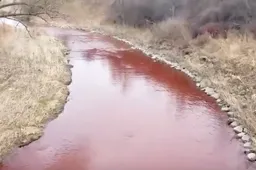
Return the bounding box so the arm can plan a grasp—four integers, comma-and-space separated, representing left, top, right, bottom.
0, 12, 45, 18
5, 17, 33, 38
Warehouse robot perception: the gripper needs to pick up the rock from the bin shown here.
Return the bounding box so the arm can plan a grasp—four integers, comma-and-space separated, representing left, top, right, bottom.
230, 121, 239, 127
205, 87, 214, 95
244, 148, 251, 154
244, 142, 252, 149
221, 107, 230, 112
242, 135, 250, 142
67, 64, 74, 68
187, 72, 193, 78
199, 56, 207, 61
216, 99, 221, 103
234, 125, 243, 133
176, 66, 181, 70
195, 77, 202, 82
172, 63, 178, 67
227, 111, 234, 117
182, 69, 188, 73
227, 118, 235, 125
237, 132, 245, 138
211, 93, 220, 99
243, 128, 248, 133
247, 153, 256, 161
196, 83, 201, 87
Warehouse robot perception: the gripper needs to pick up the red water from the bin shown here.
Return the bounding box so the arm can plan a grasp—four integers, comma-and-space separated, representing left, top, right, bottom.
0, 27, 255, 170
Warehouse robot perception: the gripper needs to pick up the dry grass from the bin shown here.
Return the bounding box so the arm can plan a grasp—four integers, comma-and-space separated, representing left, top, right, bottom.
0, 24, 71, 160
189, 33, 256, 145
48, 0, 256, 148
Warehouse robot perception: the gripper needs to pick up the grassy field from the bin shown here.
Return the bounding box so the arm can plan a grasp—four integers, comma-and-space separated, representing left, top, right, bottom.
0, 24, 71, 160
48, 0, 256, 148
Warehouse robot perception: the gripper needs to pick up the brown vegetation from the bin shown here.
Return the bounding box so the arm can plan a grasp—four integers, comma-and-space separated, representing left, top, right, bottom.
0, 0, 71, 160
0, 24, 71, 161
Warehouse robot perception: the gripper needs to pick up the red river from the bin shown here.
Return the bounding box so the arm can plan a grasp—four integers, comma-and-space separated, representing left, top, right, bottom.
0, 27, 255, 170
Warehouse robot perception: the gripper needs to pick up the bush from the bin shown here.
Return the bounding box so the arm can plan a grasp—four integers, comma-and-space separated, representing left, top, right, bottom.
151, 18, 191, 46
104, 0, 256, 37
106, 0, 173, 27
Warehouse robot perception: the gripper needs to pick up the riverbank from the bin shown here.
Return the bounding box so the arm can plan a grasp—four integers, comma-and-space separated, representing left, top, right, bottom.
0, 24, 71, 161
46, 0, 256, 153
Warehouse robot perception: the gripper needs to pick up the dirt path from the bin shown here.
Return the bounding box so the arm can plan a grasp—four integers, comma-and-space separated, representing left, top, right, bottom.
0, 27, 255, 170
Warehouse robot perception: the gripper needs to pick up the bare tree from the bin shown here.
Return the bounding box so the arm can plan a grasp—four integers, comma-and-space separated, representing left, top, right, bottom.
0, 0, 63, 26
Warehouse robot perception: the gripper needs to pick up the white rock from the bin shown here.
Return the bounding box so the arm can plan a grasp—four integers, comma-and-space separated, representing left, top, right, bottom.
247, 153, 256, 161
186, 72, 192, 77
216, 99, 221, 103
242, 135, 250, 142
244, 142, 252, 149
221, 107, 230, 112
230, 121, 239, 127
172, 63, 178, 67
234, 125, 243, 133
196, 83, 201, 87
205, 87, 214, 95
243, 128, 248, 133
237, 132, 245, 138
211, 93, 220, 99
176, 66, 181, 70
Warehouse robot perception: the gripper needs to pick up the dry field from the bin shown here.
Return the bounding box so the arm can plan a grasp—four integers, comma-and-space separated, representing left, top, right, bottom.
0, 23, 71, 160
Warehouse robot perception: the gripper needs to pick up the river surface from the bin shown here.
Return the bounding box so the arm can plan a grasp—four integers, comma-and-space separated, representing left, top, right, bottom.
0, 27, 255, 170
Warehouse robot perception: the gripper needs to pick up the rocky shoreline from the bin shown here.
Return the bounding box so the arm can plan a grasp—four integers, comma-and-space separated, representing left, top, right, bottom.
88, 28, 256, 162
47, 22, 256, 162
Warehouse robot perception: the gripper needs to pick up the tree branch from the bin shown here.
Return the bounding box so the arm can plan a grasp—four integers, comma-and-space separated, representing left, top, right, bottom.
0, 2, 29, 10
5, 17, 32, 37
0, 12, 45, 18
0, 0, 62, 28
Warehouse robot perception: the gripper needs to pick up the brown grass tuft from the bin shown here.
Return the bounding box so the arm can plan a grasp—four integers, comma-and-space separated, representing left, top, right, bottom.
188, 32, 256, 145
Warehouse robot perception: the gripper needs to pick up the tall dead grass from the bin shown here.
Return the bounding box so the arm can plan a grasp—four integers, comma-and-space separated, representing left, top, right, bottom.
0, 24, 71, 160
188, 33, 256, 143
